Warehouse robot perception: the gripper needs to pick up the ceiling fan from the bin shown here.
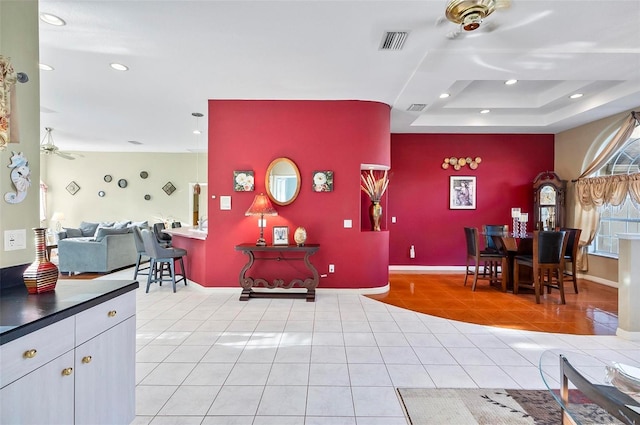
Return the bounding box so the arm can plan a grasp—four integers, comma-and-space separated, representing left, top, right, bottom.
40, 127, 79, 160
438, 0, 512, 39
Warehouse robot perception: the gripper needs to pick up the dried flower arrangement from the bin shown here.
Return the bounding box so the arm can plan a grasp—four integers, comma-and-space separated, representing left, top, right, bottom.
360, 169, 389, 202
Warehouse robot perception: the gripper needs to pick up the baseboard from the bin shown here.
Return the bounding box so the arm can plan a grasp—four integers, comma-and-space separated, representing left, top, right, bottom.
576, 273, 618, 288
389, 265, 466, 273
616, 328, 640, 341
186, 280, 390, 295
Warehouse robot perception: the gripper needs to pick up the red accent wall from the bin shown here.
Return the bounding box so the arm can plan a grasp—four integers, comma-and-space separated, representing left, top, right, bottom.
389, 133, 554, 266
203, 100, 391, 289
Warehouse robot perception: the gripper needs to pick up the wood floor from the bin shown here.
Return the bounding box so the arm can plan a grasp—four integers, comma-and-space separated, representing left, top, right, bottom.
368, 273, 619, 336
61, 268, 619, 336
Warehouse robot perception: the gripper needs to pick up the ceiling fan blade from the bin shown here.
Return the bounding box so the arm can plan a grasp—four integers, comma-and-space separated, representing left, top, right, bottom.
56, 151, 76, 160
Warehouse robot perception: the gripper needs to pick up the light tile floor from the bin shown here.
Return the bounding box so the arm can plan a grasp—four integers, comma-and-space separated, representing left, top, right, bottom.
100, 269, 640, 425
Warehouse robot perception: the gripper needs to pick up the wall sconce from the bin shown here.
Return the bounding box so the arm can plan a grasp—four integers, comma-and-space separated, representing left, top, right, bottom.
442, 156, 481, 170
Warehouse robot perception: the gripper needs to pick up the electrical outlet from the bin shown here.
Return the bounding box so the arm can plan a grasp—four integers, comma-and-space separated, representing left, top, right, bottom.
4, 229, 27, 251
329, 264, 335, 273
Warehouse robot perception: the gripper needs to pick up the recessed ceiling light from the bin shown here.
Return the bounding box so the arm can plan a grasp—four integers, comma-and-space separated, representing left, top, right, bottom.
39, 63, 54, 71
439, 93, 450, 99
505, 79, 518, 85
40, 13, 66, 26
480, 109, 490, 114
110, 63, 129, 71
570, 93, 583, 99
193, 130, 202, 135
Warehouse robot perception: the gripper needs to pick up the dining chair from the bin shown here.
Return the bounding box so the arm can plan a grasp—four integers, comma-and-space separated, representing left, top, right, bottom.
140, 228, 187, 293
514, 230, 569, 304
464, 227, 505, 291
482, 224, 509, 280
557, 227, 582, 294
131, 226, 150, 280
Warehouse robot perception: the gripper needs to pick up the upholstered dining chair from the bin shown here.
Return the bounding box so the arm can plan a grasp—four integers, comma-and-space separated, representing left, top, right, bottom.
464, 227, 506, 291
132, 226, 150, 280
514, 230, 569, 304
140, 228, 187, 293
557, 227, 582, 294
482, 224, 509, 279
153, 222, 172, 247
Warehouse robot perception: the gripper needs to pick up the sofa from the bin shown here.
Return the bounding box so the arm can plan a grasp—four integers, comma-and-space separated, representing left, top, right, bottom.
57, 220, 147, 274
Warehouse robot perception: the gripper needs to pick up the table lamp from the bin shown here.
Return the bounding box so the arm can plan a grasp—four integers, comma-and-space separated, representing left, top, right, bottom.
51, 211, 65, 232
245, 193, 277, 246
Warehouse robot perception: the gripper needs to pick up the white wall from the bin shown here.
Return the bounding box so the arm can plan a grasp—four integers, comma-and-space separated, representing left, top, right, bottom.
42, 152, 207, 228
0, 0, 40, 268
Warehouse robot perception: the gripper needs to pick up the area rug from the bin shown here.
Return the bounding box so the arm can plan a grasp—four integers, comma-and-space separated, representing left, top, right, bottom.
397, 388, 623, 425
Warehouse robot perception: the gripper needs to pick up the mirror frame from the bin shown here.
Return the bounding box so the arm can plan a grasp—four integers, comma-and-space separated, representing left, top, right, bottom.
265, 157, 301, 206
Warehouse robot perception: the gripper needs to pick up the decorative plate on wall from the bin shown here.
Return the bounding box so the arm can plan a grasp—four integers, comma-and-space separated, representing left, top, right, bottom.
144, 194, 151, 200
140, 171, 149, 179
163, 182, 176, 196
98, 190, 106, 197
104, 175, 112, 183
118, 179, 128, 188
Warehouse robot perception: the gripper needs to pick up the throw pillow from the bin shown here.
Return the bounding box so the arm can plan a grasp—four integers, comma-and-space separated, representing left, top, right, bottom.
114, 220, 131, 229
64, 228, 83, 238
129, 220, 149, 229
93, 223, 114, 238
79, 221, 100, 237
95, 227, 130, 242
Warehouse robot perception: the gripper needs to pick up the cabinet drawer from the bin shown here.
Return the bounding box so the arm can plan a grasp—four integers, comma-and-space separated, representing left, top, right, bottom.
75, 291, 136, 345
0, 316, 75, 388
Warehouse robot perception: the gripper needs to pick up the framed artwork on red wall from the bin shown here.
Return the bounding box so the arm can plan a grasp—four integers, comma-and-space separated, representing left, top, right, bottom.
450, 176, 476, 210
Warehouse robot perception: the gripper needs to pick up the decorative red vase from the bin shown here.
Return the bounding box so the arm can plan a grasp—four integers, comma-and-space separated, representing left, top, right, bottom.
23, 228, 58, 294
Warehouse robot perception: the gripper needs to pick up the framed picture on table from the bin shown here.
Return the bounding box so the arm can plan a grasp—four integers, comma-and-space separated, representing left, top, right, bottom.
272, 226, 289, 246
449, 176, 476, 210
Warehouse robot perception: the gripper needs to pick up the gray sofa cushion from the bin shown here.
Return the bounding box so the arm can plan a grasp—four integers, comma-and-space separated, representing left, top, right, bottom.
79, 221, 100, 237
65, 228, 83, 238
95, 227, 130, 242
114, 220, 131, 229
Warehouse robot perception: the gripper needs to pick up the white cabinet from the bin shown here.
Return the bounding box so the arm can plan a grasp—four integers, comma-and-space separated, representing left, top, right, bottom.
0, 290, 136, 425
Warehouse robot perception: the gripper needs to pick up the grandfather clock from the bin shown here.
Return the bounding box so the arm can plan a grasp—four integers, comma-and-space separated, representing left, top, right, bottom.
533, 171, 566, 231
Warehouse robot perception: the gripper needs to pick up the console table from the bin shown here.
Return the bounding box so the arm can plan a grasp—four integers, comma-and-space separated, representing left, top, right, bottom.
235, 243, 320, 302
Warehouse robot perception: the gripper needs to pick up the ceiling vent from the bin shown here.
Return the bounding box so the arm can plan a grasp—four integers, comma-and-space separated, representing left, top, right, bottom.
407, 104, 427, 112
380, 31, 409, 50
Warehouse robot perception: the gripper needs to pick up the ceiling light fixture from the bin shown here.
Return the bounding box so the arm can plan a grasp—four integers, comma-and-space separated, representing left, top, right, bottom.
40, 13, 66, 26
439, 93, 450, 99
570, 93, 583, 99
39, 63, 54, 71
480, 109, 490, 114
505, 79, 517, 85
110, 63, 129, 71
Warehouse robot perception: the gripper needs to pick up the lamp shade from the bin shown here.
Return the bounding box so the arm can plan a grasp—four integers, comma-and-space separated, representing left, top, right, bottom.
245, 193, 278, 217
51, 211, 65, 221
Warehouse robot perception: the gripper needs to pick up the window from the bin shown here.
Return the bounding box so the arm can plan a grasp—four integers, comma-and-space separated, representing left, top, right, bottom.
592, 135, 640, 256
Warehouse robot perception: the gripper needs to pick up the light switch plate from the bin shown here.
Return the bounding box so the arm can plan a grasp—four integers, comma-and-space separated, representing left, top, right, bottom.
343, 219, 352, 228
391, 216, 397, 223
4, 229, 26, 251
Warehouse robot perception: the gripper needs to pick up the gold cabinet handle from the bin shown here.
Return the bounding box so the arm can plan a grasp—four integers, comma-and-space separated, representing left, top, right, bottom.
82, 356, 92, 364
62, 367, 73, 376
23, 349, 37, 359
108, 310, 117, 317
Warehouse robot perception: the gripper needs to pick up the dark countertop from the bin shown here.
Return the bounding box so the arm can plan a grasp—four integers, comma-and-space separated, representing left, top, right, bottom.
0, 279, 139, 345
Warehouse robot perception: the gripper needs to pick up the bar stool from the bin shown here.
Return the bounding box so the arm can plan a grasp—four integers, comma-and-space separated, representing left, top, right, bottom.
132, 226, 150, 280
140, 228, 187, 293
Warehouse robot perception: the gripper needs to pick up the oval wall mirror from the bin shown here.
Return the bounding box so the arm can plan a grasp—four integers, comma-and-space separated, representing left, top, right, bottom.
265, 157, 301, 206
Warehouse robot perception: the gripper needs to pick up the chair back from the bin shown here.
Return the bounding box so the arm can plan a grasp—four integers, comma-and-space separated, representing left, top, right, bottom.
483, 224, 508, 251
141, 228, 162, 258
132, 226, 146, 254
153, 222, 172, 243
464, 227, 480, 257
534, 230, 568, 264
171, 222, 182, 228
559, 227, 582, 260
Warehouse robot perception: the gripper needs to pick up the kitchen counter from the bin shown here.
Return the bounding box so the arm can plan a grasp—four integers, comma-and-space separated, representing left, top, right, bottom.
0, 279, 139, 345
163, 226, 208, 240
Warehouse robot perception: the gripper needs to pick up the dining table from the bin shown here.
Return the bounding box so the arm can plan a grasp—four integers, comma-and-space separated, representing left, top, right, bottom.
487, 232, 533, 292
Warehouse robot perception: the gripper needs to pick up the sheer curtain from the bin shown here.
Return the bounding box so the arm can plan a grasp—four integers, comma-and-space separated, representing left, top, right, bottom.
573, 111, 640, 270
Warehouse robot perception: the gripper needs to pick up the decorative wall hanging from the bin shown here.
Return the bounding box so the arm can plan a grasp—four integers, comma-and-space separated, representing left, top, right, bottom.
442, 156, 482, 171
139, 171, 148, 179
98, 191, 105, 197
449, 176, 476, 210
163, 181, 176, 195
66, 181, 80, 195
4, 151, 31, 204
312, 170, 334, 192
1, 55, 19, 150
103, 174, 112, 182
234, 170, 255, 191
144, 194, 151, 200
118, 178, 128, 188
